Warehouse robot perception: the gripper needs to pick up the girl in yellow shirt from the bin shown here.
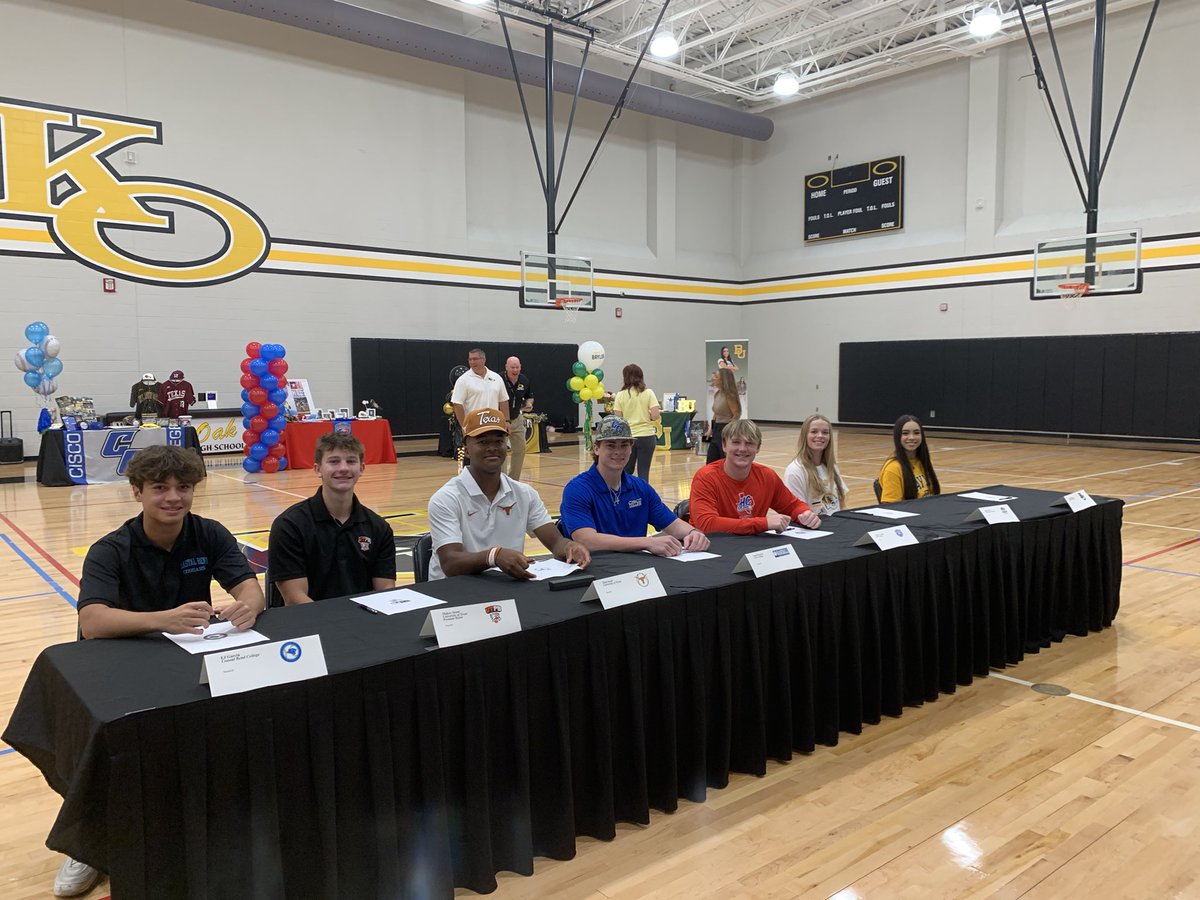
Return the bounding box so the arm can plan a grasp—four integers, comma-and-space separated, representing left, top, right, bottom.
611, 364, 661, 482
878, 414, 941, 502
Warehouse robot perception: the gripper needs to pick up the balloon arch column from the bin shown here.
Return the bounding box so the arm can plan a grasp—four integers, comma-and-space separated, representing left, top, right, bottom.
238, 342, 290, 474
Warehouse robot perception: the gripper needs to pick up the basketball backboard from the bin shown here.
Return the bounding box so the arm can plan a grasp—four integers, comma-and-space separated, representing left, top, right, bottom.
520, 251, 595, 311
1032, 229, 1141, 300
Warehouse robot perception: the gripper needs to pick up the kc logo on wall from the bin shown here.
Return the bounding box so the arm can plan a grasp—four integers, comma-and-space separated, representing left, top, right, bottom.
0, 97, 269, 286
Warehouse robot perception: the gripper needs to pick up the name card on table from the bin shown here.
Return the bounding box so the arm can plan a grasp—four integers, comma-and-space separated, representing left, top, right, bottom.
419, 599, 521, 648
732, 544, 803, 577
964, 504, 1021, 525
1058, 489, 1097, 512
854, 524, 919, 551
580, 568, 666, 609
200, 634, 328, 697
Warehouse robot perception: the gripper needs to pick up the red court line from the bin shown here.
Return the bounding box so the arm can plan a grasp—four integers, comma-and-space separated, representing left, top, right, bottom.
1124, 535, 1200, 566
0, 511, 81, 587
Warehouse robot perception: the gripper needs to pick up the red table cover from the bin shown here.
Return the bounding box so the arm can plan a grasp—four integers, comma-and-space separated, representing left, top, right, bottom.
282, 419, 397, 469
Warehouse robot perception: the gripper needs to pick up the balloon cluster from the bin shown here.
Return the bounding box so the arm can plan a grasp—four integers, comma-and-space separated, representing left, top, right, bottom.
564, 341, 606, 450
13, 321, 63, 399
239, 342, 290, 474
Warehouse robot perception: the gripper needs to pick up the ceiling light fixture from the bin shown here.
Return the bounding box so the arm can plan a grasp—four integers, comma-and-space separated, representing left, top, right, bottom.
773, 71, 800, 97
649, 32, 680, 59
968, 5, 1003, 38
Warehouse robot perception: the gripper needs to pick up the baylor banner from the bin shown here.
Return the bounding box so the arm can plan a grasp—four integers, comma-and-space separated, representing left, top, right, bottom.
63, 427, 187, 485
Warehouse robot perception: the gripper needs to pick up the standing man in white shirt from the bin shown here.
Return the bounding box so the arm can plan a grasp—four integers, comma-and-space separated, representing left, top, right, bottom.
451, 348, 508, 428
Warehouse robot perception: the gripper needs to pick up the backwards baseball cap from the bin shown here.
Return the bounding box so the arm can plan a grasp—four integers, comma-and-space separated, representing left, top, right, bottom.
463, 408, 508, 438
594, 416, 633, 441
141, 372, 154, 381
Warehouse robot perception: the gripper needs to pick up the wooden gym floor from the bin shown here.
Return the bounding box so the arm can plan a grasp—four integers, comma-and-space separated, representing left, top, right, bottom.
1, 426, 1198, 898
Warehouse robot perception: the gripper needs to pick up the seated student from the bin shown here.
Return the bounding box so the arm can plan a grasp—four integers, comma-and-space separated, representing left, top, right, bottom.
268, 432, 396, 604
428, 408, 590, 580
63, 445, 264, 897
559, 416, 709, 556
689, 418, 822, 534
784, 413, 849, 516
878, 414, 941, 503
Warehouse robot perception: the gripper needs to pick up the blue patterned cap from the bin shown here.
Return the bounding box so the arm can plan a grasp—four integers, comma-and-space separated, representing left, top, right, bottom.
594, 416, 633, 441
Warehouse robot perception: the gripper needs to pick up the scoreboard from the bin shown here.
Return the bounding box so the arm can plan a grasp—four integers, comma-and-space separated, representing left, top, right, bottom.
804, 156, 904, 242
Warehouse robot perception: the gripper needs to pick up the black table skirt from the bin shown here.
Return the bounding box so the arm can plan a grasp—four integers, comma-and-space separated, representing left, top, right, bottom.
35, 427, 203, 486
4, 487, 1122, 898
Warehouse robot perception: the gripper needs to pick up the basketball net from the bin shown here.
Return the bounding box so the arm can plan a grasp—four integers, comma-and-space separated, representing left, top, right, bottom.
554, 295, 584, 325
1057, 281, 1091, 301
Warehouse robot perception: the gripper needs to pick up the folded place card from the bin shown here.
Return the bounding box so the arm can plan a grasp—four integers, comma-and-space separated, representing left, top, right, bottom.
200, 634, 328, 697
964, 504, 1021, 525
419, 599, 521, 647
732, 544, 803, 577
1057, 489, 1097, 512
352, 587, 445, 616
579, 568, 667, 609
854, 524, 919, 550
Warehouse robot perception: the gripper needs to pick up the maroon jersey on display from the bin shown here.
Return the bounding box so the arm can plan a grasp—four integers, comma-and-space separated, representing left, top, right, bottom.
158, 370, 197, 418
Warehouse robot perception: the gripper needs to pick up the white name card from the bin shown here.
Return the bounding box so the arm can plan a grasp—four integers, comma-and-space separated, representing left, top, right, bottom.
579, 568, 666, 609
1061, 489, 1097, 512
200, 634, 328, 697
352, 587, 445, 616
732, 544, 803, 577
419, 599, 521, 647
965, 504, 1021, 525
854, 524, 920, 550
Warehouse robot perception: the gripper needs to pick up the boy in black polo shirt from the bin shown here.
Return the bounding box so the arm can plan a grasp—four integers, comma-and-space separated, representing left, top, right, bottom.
268, 432, 396, 604
61, 446, 264, 897
78, 445, 264, 639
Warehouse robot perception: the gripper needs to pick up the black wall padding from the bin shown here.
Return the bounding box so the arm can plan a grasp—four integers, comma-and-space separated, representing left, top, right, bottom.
839, 332, 1200, 439
351, 338, 581, 435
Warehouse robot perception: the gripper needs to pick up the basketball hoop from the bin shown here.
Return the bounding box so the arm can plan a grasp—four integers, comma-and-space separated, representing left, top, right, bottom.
1057, 281, 1091, 300
554, 295, 585, 324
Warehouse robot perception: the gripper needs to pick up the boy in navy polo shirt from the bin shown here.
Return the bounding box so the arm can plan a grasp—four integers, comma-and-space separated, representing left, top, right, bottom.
559, 416, 710, 556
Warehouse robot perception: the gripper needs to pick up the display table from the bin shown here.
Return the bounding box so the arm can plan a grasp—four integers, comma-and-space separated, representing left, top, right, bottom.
104, 409, 245, 456
36, 426, 203, 486
656, 410, 695, 449
282, 419, 397, 469
4, 486, 1122, 898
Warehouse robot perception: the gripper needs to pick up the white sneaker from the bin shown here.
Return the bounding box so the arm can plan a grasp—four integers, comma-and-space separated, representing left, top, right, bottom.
53, 857, 103, 897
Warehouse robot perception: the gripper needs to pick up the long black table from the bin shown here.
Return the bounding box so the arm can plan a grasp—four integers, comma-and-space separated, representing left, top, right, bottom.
3, 486, 1122, 898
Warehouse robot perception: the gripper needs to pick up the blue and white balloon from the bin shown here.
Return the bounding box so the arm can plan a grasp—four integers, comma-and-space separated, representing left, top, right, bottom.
24, 321, 49, 344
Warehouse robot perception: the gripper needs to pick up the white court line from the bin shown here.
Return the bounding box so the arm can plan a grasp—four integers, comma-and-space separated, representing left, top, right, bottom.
1124, 520, 1200, 533
989, 671, 1200, 733
1037, 455, 1200, 484
1125, 486, 1200, 509
211, 471, 309, 500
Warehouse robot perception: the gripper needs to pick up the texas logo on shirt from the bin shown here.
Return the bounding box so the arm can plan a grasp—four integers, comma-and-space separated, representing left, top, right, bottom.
736, 493, 755, 517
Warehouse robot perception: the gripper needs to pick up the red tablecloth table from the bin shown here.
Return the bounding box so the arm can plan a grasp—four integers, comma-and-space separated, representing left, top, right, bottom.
282, 419, 397, 469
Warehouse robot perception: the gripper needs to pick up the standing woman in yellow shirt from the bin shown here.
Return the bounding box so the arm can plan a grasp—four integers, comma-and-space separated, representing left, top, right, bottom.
611, 363, 661, 481
878, 414, 941, 502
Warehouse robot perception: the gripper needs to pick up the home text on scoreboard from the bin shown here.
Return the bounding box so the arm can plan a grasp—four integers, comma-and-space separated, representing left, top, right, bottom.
804, 156, 904, 242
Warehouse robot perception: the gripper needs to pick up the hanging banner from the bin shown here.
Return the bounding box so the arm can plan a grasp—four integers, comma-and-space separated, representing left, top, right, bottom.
63, 427, 186, 485
705, 340, 750, 420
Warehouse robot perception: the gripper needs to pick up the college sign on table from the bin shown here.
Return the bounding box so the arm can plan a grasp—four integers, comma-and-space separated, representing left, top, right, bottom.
63, 428, 187, 485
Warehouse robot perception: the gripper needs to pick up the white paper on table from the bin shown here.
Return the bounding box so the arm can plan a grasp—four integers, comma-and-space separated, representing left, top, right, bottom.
1062, 489, 1097, 512
164, 620, 268, 655
857, 507, 920, 519
526, 558, 582, 580
958, 491, 1018, 502
352, 588, 446, 616
780, 527, 834, 541
661, 550, 721, 562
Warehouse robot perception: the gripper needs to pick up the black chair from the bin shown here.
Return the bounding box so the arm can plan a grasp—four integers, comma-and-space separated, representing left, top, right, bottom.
413, 533, 433, 583
872, 479, 883, 503
674, 498, 690, 522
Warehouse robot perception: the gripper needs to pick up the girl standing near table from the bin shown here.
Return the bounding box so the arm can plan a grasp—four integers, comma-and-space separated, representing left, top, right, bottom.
878, 414, 941, 502
784, 413, 848, 515
705, 368, 742, 463
611, 364, 661, 481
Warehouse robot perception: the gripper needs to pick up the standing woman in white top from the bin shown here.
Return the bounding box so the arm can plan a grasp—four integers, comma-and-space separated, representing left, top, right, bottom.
611, 363, 661, 481
783, 414, 848, 516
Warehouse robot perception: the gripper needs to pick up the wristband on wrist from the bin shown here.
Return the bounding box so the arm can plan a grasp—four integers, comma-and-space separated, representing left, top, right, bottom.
487, 546, 499, 568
